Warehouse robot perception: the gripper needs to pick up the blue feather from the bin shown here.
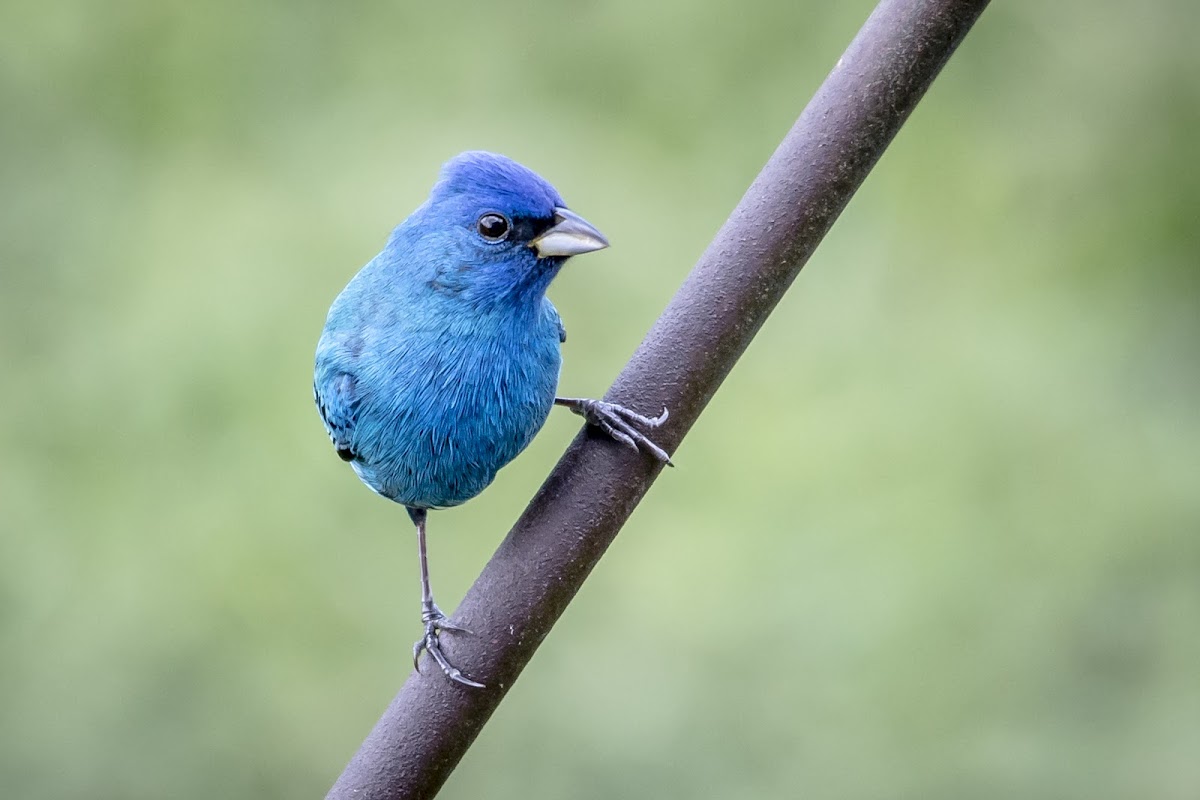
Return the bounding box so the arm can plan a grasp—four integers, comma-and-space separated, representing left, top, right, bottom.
314, 152, 579, 508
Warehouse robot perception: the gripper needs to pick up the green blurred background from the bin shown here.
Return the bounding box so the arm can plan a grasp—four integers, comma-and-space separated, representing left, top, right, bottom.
3, 0, 1198, 797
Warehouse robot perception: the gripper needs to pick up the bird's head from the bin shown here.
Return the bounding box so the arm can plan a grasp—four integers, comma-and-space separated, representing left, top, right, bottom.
403, 151, 609, 309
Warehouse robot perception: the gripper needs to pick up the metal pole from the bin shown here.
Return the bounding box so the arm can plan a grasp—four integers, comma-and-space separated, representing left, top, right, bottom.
327, 0, 992, 796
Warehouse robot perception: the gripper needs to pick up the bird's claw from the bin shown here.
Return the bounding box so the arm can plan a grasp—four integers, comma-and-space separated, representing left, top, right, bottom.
556, 397, 673, 466
412, 604, 485, 689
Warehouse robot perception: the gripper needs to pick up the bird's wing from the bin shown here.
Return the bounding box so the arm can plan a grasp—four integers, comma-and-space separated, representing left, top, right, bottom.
545, 300, 567, 343
314, 370, 360, 462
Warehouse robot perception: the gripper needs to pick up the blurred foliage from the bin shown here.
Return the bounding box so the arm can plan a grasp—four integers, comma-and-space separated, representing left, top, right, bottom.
2, 0, 1198, 797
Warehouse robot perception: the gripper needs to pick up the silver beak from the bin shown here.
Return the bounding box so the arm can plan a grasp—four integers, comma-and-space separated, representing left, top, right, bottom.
529, 207, 609, 259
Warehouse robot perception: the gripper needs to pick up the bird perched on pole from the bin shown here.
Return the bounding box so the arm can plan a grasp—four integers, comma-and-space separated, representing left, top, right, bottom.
314, 151, 671, 688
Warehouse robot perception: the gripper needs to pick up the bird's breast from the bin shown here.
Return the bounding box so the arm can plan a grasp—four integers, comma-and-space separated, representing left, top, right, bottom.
351, 319, 561, 508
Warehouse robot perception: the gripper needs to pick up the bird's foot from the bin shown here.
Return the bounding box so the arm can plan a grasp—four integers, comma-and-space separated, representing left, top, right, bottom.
412, 603, 485, 689
555, 397, 673, 466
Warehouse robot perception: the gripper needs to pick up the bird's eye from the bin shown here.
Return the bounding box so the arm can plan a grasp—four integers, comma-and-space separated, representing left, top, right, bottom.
477, 213, 510, 241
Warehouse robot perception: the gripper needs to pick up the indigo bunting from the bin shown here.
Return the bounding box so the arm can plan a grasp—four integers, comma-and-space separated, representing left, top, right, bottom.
314, 151, 670, 687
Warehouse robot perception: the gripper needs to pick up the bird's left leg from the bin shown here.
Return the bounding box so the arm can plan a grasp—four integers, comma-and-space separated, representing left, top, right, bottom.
407, 507, 485, 689
554, 397, 673, 465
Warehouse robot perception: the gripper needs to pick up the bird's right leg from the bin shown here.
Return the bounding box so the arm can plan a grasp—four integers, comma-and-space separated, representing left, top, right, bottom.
407, 507, 485, 689
554, 397, 673, 465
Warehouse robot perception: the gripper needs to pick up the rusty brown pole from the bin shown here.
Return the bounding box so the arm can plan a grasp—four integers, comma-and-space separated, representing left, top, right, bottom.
327, 0, 992, 796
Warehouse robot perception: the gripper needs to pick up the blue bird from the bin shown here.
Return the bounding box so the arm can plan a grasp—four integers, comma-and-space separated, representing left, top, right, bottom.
314, 151, 670, 687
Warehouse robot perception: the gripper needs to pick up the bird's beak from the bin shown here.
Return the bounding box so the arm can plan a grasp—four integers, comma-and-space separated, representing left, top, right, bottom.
529, 207, 609, 259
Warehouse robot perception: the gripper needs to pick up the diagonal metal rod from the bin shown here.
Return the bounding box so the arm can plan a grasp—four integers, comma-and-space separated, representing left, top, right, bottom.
326, 0, 991, 797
